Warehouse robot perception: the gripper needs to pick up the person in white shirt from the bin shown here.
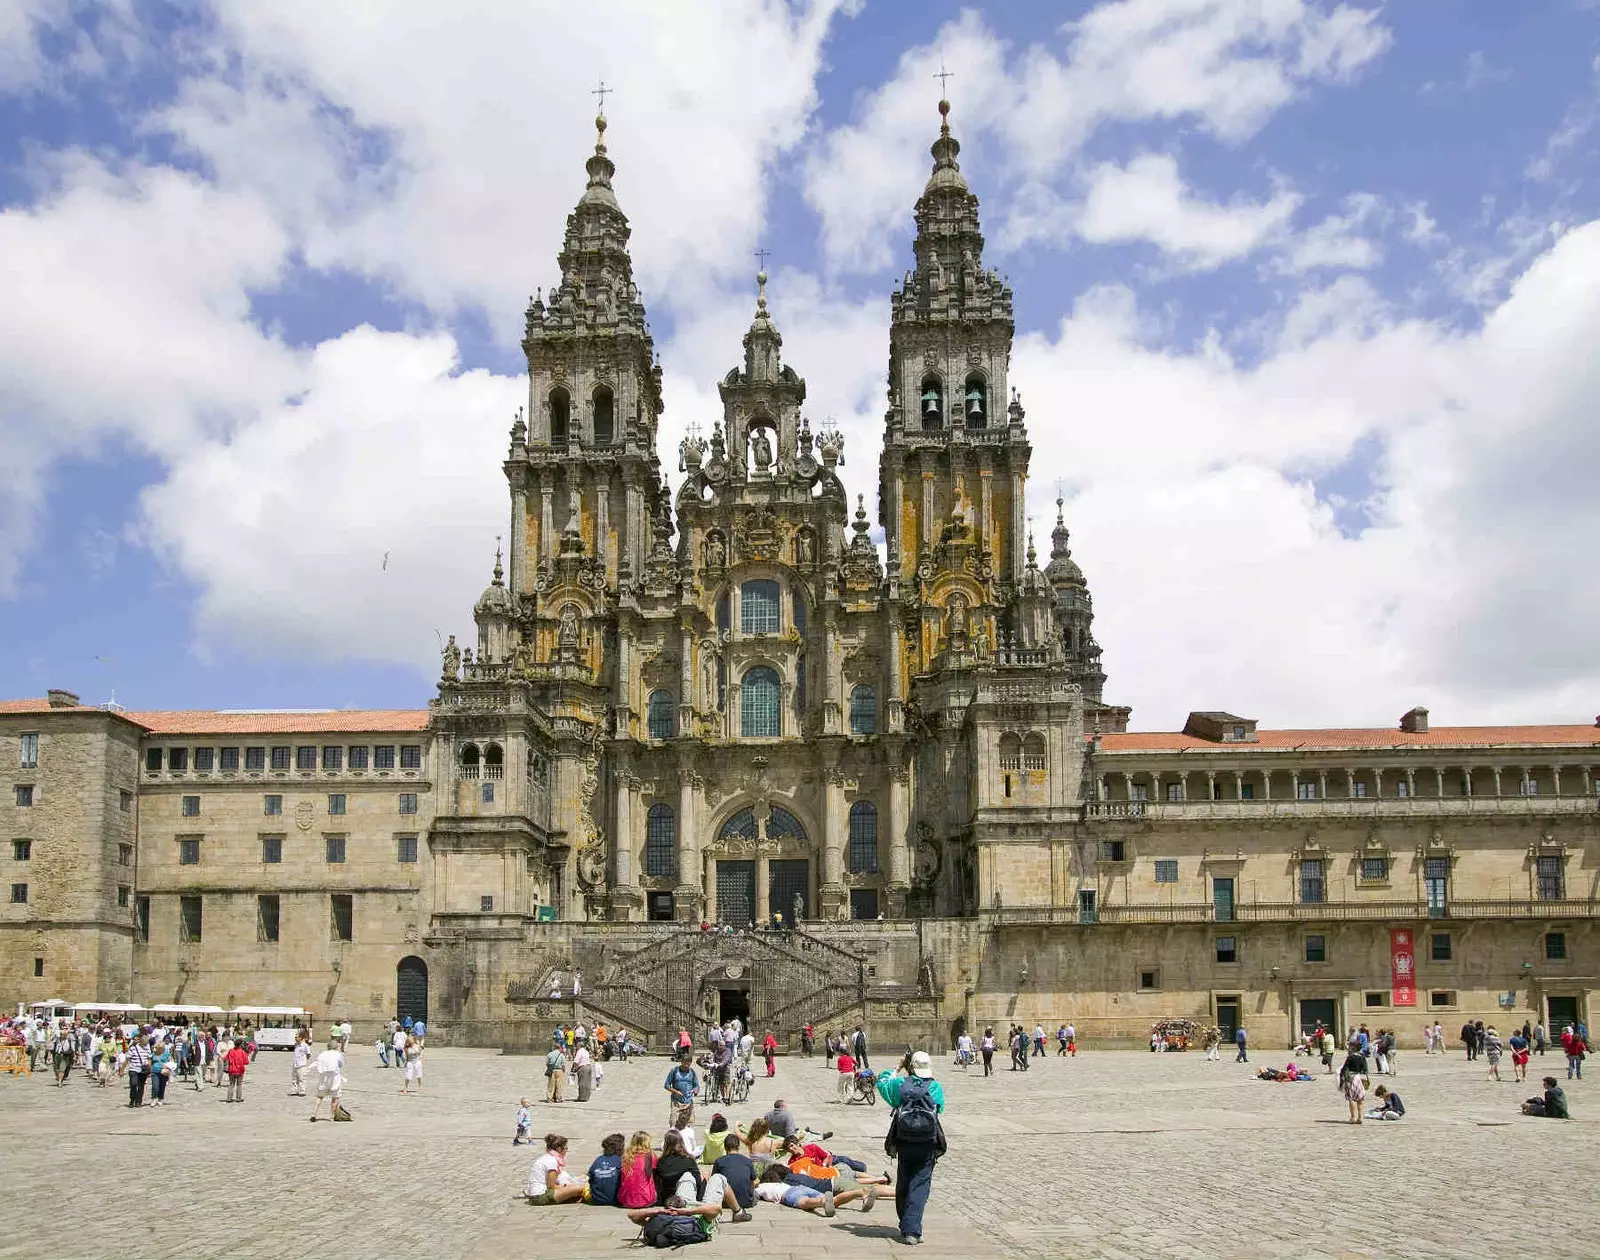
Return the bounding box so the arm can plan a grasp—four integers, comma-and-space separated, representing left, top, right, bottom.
391, 1024, 407, 1071
572, 970, 582, 998
738, 1031, 755, 1070
338, 1020, 352, 1050
290, 1031, 313, 1097
956, 1031, 974, 1067
573, 1042, 595, 1102
309, 1040, 345, 1120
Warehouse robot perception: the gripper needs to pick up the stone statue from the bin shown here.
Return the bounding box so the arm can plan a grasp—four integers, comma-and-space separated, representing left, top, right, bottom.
559, 604, 580, 646
792, 892, 804, 925
441, 634, 460, 681
750, 426, 772, 472
565, 492, 581, 537
795, 529, 814, 564
462, 646, 474, 668
702, 646, 718, 708
706, 533, 726, 570
512, 637, 532, 673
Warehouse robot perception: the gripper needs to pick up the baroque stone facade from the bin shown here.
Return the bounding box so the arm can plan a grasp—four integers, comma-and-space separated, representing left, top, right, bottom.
3, 104, 1598, 1048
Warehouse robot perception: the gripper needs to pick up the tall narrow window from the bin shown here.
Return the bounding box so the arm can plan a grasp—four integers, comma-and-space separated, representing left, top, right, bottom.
850, 685, 877, 735
740, 666, 781, 738
258, 894, 280, 943
18, 733, 38, 768
963, 374, 986, 427
920, 377, 943, 430
1425, 856, 1449, 916
592, 386, 614, 444
135, 895, 150, 942
549, 387, 570, 442
179, 895, 202, 942
328, 793, 346, 816
326, 835, 346, 864
1536, 855, 1564, 901
645, 803, 676, 878
296, 746, 316, 771
331, 894, 354, 942
1299, 858, 1325, 904
648, 690, 676, 741
740, 580, 780, 634
847, 801, 879, 873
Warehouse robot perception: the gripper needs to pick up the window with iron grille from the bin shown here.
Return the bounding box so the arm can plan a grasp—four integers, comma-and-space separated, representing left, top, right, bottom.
9, 882, 25, 903
849, 686, 877, 735
740, 580, 781, 634
1361, 856, 1389, 882
398, 793, 418, 815
270, 746, 291, 771
1536, 855, 1564, 901
295, 746, 316, 771
848, 801, 879, 873
397, 834, 418, 863
1154, 859, 1178, 883
1304, 934, 1326, 963
1431, 932, 1451, 961
14, 785, 33, 807
117, 842, 132, 866
322, 746, 343, 772
648, 690, 676, 740
374, 745, 395, 770
12, 839, 30, 861
181, 795, 200, 817
262, 835, 283, 864
645, 804, 676, 878
1299, 858, 1325, 904
193, 748, 214, 772
1545, 931, 1567, 960
400, 745, 422, 769
1215, 936, 1237, 963
328, 793, 346, 816
245, 746, 265, 771
348, 746, 369, 770
264, 794, 282, 816
326, 835, 346, 864
741, 666, 781, 738
219, 747, 239, 771
178, 837, 200, 865
168, 748, 189, 772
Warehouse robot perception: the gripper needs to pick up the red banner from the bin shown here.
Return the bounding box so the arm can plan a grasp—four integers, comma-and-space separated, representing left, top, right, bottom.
1391, 928, 1417, 1006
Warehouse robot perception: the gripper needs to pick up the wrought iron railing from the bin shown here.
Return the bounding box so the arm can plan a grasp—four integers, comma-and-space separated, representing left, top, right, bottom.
986, 897, 1600, 925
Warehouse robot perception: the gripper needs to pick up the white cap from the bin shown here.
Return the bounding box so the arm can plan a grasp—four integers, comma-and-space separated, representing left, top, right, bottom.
910, 1050, 933, 1078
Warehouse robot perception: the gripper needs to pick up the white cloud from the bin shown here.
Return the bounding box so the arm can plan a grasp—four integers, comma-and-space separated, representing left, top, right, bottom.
1276, 191, 1386, 272
805, 0, 1390, 273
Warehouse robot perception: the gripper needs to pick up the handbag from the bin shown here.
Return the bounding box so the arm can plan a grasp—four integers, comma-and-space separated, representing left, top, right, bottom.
161, 1061, 174, 1077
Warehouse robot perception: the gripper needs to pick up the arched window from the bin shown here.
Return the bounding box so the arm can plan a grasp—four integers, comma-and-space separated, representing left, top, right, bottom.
718, 804, 805, 841
848, 801, 879, 873
741, 666, 781, 738
484, 743, 504, 780
964, 374, 986, 427
850, 685, 877, 735
920, 377, 943, 430
1023, 732, 1047, 771
549, 387, 570, 442
645, 803, 676, 878
741, 580, 780, 634
998, 733, 1021, 770
648, 689, 676, 741
459, 742, 481, 779
592, 386, 614, 445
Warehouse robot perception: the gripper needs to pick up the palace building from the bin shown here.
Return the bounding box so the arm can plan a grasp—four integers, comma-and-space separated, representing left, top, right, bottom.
3, 104, 1596, 1048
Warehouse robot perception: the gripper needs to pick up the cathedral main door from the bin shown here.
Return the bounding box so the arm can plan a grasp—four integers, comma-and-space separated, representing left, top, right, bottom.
716, 860, 756, 926
769, 859, 809, 926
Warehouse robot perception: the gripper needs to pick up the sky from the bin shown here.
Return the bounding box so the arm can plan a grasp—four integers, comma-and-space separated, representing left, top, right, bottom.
1, 0, 1598, 731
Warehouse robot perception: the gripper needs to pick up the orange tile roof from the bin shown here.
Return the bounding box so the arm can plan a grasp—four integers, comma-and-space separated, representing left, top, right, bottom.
1100, 725, 1600, 754
127, 709, 430, 735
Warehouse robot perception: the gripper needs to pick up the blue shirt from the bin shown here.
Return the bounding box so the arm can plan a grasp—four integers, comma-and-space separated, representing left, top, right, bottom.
413, 1021, 425, 1037
587, 1153, 622, 1206
665, 1065, 698, 1105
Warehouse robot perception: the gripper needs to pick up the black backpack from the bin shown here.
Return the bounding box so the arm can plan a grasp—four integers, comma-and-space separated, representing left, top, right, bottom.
892, 1075, 939, 1144
641, 1213, 707, 1248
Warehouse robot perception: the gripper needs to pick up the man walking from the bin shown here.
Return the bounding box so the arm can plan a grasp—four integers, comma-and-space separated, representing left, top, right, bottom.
1234, 1025, 1248, 1063
224, 1037, 250, 1102
852, 1024, 870, 1072
126, 1035, 151, 1107
308, 1037, 345, 1121
877, 1051, 946, 1247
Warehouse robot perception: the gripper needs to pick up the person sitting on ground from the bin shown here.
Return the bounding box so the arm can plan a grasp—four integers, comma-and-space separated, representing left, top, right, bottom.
699, 1113, 729, 1166
525, 1134, 587, 1205
738, 1116, 780, 1164
587, 1132, 625, 1207
1522, 1077, 1570, 1118
762, 1098, 798, 1141
752, 1164, 878, 1215
672, 1108, 702, 1159
710, 1133, 757, 1221
654, 1130, 705, 1207
1366, 1084, 1406, 1120
618, 1131, 658, 1209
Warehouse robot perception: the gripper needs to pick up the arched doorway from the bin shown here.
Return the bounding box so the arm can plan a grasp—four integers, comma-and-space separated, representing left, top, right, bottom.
397, 955, 429, 1024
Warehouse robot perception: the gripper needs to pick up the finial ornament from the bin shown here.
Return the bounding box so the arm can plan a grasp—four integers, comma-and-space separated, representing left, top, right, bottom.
592, 77, 613, 116
753, 248, 771, 313
934, 58, 955, 100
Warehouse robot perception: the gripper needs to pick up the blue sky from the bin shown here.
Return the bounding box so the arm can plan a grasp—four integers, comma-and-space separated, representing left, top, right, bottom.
2, 1, 1598, 728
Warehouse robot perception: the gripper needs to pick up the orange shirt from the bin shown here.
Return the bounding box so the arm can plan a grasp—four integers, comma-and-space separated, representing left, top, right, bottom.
787, 1156, 843, 1182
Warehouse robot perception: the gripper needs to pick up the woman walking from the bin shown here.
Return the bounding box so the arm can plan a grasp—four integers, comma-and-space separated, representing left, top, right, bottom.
400, 1034, 423, 1093
150, 1039, 173, 1107
762, 1030, 778, 1077
574, 1041, 595, 1102
1484, 1027, 1503, 1081
980, 1027, 995, 1077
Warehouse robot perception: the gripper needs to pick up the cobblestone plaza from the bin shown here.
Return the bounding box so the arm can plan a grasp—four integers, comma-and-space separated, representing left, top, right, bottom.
1, 1046, 1592, 1259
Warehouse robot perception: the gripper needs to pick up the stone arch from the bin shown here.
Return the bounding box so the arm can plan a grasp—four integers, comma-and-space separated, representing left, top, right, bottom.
920, 374, 943, 429
396, 955, 428, 1024
592, 384, 615, 445
963, 372, 988, 427
549, 387, 570, 442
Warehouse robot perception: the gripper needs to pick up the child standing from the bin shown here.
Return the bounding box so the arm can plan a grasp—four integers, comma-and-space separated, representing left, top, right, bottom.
514, 1097, 532, 1146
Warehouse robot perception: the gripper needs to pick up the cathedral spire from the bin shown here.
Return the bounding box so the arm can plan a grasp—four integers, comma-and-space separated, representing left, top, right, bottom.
742, 264, 783, 382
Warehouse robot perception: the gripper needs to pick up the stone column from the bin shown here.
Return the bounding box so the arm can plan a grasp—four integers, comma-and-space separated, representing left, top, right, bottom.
921, 472, 935, 548
676, 766, 700, 920
1011, 472, 1026, 580
756, 854, 770, 924
703, 850, 717, 922
1262, 770, 1273, 801
613, 761, 635, 914
1233, 771, 1243, 800
887, 757, 910, 916
1405, 768, 1416, 799
979, 469, 992, 554
1317, 770, 1328, 799
821, 761, 845, 919
510, 484, 527, 595
824, 615, 841, 734
624, 484, 641, 578
1435, 767, 1445, 797
1206, 771, 1216, 801
728, 684, 741, 742
679, 625, 695, 733
1492, 766, 1503, 796
540, 488, 554, 562
596, 484, 610, 568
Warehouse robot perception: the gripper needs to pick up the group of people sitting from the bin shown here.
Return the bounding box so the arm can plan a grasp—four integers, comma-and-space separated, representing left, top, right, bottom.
523, 1100, 889, 1242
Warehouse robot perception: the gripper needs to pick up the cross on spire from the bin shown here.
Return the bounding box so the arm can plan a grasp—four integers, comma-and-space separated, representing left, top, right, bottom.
934, 59, 955, 98
591, 77, 613, 115
753, 247, 771, 272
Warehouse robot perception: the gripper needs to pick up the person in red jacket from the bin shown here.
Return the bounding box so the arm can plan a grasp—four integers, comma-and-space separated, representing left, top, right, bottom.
763, 1031, 778, 1077
224, 1038, 251, 1103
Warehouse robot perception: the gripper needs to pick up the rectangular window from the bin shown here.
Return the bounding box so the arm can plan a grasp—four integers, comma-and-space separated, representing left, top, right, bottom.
1139, 969, 1159, 990
295, 746, 316, 771
135, 895, 150, 942
322, 745, 343, 772
246, 746, 266, 771
1431, 932, 1451, 962
9, 882, 26, 903
181, 795, 200, 817
1304, 934, 1326, 963
258, 894, 280, 942
400, 745, 422, 770
117, 885, 129, 907
1239, 782, 1255, 800
14, 785, 33, 807
1213, 877, 1236, 923
348, 745, 369, 770
193, 747, 214, 772
1099, 840, 1126, 862
331, 893, 353, 941
179, 894, 202, 942
1352, 780, 1368, 798
1545, 931, 1567, 961
1425, 856, 1450, 915
1154, 859, 1178, 884
33, 957, 43, 976
374, 745, 396, 770
479, 895, 494, 913
1536, 854, 1564, 901
1165, 782, 1183, 801
325, 835, 346, 864
12, 839, 30, 861
1299, 858, 1325, 904
270, 746, 291, 771
397, 834, 419, 863
1364, 991, 1388, 1008
1077, 888, 1097, 924
264, 794, 282, 816
178, 837, 200, 865
1429, 990, 1456, 1008
145, 747, 163, 773
262, 835, 283, 864
219, 747, 239, 772
1296, 780, 1317, 800
1395, 779, 1411, 799
1521, 778, 1539, 796
328, 793, 346, 816
740, 580, 781, 633
398, 792, 418, 815
1360, 856, 1389, 882
118, 842, 132, 867
1215, 936, 1237, 964
19, 733, 38, 768
1130, 784, 1149, 802
119, 789, 132, 812
168, 747, 189, 772
482, 781, 495, 804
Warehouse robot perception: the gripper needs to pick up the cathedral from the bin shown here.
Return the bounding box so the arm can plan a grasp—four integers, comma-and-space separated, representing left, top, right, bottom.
3, 103, 1595, 1050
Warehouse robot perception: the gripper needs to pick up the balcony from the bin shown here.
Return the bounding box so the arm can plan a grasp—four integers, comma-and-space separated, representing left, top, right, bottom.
1085, 795, 1600, 822
986, 897, 1600, 926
